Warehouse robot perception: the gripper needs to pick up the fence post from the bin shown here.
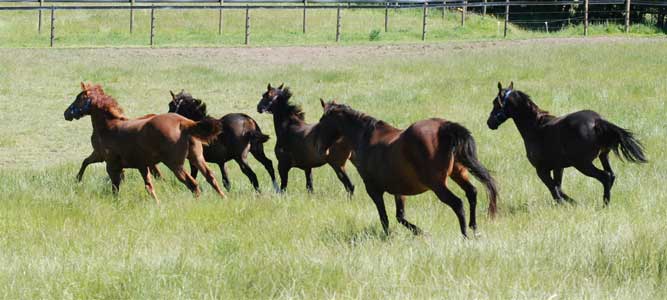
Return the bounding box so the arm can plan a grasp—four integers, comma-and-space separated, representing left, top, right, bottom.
461, 0, 466, 26
38, 0, 44, 33
482, 0, 486, 18
624, 0, 631, 33
130, 0, 135, 33
584, 0, 589, 36
504, 0, 509, 38
422, 1, 428, 41
544, 21, 548, 33
303, 0, 307, 33
150, 6, 155, 47
384, 1, 388, 32
336, 5, 341, 42
245, 5, 250, 45
50, 6, 55, 47
219, 0, 223, 34
442, 0, 445, 18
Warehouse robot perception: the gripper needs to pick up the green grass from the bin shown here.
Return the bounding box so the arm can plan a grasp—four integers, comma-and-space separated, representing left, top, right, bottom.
0, 6, 665, 48
1, 39, 667, 298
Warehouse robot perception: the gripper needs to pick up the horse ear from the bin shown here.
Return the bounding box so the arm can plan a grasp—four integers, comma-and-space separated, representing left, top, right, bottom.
170, 90, 176, 100
80, 82, 87, 91
331, 99, 337, 105
508, 81, 514, 90
278, 83, 284, 90
267, 83, 272, 90
497, 82, 502, 91
320, 98, 326, 109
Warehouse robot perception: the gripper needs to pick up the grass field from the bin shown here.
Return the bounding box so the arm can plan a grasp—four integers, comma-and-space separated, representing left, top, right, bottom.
0, 7, 665, 48
1, 38, 667, 298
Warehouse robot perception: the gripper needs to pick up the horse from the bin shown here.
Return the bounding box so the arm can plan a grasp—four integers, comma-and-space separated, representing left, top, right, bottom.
64, 83, 226, 204
316, 100, 498, 237
256, 84, 355, 196
75, 118, 162, 182
486, 82, 647, 205
168, 90, 278, 192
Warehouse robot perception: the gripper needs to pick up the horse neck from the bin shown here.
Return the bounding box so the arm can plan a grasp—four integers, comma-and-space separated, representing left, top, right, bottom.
90, 107, 124, 133
339, 114, 375, 152
511, 106, 546, 142
271, 104, 305, 137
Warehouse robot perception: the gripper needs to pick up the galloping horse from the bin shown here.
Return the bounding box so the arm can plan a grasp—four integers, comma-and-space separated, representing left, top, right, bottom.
256, 84, 355, 196
75, 118, 162, 182
487, 82, 647, 205
64, 83, 226, 204
317, 100, 498, 237
168, 90, 278, 192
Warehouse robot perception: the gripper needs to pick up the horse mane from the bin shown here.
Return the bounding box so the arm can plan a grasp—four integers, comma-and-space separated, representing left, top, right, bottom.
276, 88, 305, 120
87, 84, 127, 120
175, 91, 209, 117
515, 90, 555, 122
327, 102, 380, 130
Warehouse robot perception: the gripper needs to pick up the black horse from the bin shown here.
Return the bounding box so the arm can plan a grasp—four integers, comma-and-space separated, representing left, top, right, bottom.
169, 90, 278, 192
487, 82, 647, 205
256, 84, 355, 195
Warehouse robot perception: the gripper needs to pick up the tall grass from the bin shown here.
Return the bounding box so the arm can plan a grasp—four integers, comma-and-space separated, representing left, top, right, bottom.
0, 39, 666, 298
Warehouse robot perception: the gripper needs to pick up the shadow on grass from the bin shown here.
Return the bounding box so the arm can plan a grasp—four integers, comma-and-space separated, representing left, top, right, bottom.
320, 220, 388, 246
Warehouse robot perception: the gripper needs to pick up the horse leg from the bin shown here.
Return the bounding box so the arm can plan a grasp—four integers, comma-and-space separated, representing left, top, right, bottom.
574, 162, 614, 206
431, 184, 468, 238
76, 150, 104, 182
139, 166, 159, 205
217, 162, 231, 191
329, 163, 355, 198
168, 165, 201, 197
250, 142, 278, 192
394, 195, 422, 235
149, 165, 162, 180
536, 168, 564, 203
366, 188, 389, 235
105, 163, 123, 195
189, 155, 225, 198
236, 157, 260, 192
553, 168, 575, 203
450, 168, 478, 231
190, 163, 199, 179
304, 168, 314, 193
599, 151, 616, 189
278, 160, 291, 193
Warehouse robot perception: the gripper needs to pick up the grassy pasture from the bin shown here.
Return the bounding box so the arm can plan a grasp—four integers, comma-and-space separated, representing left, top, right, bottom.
1, 38, 667, 298
0, 7, 665, 48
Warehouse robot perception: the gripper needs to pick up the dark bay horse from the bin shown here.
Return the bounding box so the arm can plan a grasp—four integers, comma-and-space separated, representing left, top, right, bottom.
168, 90, 278, 192
317, 100, 498, 237
487, 82, 647, 205
256, 84, 355, 196
64, 83, 226, 204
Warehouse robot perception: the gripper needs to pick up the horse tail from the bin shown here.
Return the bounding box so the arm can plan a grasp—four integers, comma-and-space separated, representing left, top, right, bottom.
595, 119, 647, 163
442, 122, 499, 217
247, 119, 270, 145
183, 117, 222, 145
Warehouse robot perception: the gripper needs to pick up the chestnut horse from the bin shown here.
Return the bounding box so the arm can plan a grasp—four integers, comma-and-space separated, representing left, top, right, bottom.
256, 84, 355, 196
64, 83, 225, 204
317, 100, 498, 237
75, 118, 162, 182
168, 90, 278, 192
487, 82, 646, 205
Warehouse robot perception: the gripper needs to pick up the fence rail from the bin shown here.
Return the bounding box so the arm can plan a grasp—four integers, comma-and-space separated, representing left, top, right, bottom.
2, 0, 666, 47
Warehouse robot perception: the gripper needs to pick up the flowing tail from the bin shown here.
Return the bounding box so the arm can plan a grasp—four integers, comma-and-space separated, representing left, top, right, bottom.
248, 119, 270, 149
441, 122, 499, 217
183, 117, 222, 145
595, 119, 647, 163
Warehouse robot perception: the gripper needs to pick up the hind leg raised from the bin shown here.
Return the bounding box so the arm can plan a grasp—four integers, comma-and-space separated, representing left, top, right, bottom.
236, 157, 260, 192
536, 168, 565, 204
394, 195, 422, 235
574, 162, 614, 206
599, 151, 616, 189
189, 155, 225, 198
431, 184, 468, 238
450, 167, 478, 231
168, 164, 201, 197
217, 162, 231, 191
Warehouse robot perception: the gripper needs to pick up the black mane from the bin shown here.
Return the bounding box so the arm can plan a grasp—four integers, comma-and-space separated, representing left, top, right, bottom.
513, 90, 555, 122
326, 102, 380, 129
173, 91, 209, 120
275, 88, 306, 121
